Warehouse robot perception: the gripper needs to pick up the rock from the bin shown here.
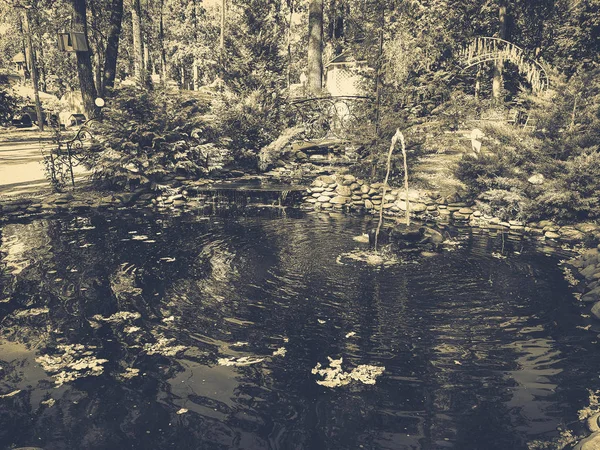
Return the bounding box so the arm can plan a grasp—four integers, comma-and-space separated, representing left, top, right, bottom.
560, 227, 585, 243
350, 183, 360, 191
312, 180, 324, 188
472, 210, 482, 217
426, 205, 437, 211
581, 265, 600, 280
343, 174, 356, 182
545, 231, 560, 239
317, 175, 336, 185
582, 287, 600, 303
458, 207, 473, 215
330, 196, 350, 205
384, 194, 396, 202
360, 184, 370, 194
312, 187, 325, 193
364, 200, 374, 209
317, 196, 330, 203
2, 205, 22, 213
528, 173, 545, 185
577, 223, 600, 233
592, 302, 600, 320
296, 151, 308, 161
335, 185, 352, 196
588, 413, 600, 432
573, 431, 600, 450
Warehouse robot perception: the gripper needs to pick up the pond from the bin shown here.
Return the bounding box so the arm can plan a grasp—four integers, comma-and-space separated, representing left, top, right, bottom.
0, 208, 598, 450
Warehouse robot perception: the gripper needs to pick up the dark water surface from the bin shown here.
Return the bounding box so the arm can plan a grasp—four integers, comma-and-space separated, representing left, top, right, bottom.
0, 208, 598, 450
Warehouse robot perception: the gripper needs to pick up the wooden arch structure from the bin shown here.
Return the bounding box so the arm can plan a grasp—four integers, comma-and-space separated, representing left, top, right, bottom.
458, 37, 550, 94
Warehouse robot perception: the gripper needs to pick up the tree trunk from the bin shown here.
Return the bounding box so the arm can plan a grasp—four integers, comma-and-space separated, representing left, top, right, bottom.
286, 0, 293, 88
132, 0, 149, 87
159, 0, 168, 85
71, 0, 99, 119
492, 1, 508, 101
307, 0, 323, 94
23, 10, 44, 131
102, 0, 123, 93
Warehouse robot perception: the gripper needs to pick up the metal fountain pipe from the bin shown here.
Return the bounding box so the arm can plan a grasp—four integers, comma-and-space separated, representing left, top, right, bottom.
374, 128, 405, 251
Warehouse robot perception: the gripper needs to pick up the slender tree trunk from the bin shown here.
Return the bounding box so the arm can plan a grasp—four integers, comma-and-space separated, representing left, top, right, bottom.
159, 0, 168, 85
102, 0, 123, 93
71, 0, 99, 119
132, 0, 148, 87
23, 10, 43, 130
220, 0, 226, 57
374, 6, 385, 135
286, 0, 294, 88
492, 1, 508, 101
307, 0, 323, 94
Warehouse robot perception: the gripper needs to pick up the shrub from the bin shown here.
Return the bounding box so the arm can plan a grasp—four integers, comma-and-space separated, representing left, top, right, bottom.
87, 87, 214, 189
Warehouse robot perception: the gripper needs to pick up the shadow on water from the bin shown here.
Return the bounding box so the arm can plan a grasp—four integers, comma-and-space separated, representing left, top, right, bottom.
0, 208, 599, 449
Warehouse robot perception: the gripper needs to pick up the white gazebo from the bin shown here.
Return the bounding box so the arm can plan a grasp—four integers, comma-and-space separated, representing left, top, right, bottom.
324, 52, 368, 97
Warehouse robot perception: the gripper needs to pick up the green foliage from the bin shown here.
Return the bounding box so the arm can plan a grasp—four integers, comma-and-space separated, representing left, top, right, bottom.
209, 88, 291, 166
0, 77, 18, 124
88, 87, 213, 189
455, 66, 600, 222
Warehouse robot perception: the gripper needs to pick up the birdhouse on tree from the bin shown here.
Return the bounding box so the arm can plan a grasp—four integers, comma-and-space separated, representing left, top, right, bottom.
57, 32, 88, 52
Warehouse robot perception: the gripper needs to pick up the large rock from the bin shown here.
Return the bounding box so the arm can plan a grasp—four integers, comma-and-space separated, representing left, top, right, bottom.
397, 201, 427, 212
573, 431, 600, 450
592, 302, 600, 320
330, 196, 351, 205
317, 175, 336, 185
364, 199, 374, 209
581, 264, 599, 280
582, 287, 600, 303
527, 173, 545, 185
335, 185, 352, 197
258, 125, 305, 171
360, 184, 370, 194
317, 196, 330, 203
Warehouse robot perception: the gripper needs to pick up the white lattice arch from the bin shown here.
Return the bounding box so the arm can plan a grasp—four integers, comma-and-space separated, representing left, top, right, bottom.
458, 37, 550, 93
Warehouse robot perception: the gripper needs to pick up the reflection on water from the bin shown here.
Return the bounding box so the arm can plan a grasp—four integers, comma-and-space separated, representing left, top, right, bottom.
0, 209, 598, 449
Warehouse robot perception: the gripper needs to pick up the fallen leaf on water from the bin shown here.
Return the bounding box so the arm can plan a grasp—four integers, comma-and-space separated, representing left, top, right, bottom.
0, 390, 21, 398
345, 332, 356, 338
176, 408, 188, 415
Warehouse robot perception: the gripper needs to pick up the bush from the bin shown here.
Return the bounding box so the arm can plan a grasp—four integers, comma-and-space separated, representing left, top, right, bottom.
87, 87, 214, 189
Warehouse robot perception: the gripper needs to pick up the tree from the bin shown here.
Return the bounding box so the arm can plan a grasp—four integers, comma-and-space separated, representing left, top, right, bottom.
492, 0, 509, 100
131, 0, 149, 87
102, 0, 124, 93
307, 0, 323, 93
70, 0, 99, 118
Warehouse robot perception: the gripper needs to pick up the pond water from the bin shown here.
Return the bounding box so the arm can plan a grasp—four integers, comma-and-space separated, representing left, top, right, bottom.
0, 208, 598, 450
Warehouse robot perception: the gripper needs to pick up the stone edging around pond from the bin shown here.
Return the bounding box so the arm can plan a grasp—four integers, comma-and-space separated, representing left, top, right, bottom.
301, 174, 600, 320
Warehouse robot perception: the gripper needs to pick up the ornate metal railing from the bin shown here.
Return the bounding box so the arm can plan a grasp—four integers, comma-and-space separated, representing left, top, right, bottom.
42, 119, 98, 191
287, 95, 373, 141
457, 37, 550, 93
